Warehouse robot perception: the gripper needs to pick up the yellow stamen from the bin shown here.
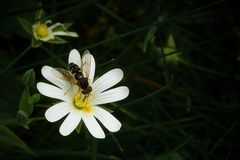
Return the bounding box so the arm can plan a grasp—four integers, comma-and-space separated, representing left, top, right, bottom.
34, 23, 49, 38
73, 92, 92, 113
83, 103, 92, 113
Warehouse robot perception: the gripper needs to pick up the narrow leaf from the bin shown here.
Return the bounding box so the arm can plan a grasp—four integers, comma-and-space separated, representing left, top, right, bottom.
47, 37, 67, 44
17, 17, 33, 35
22, 68, 35, 86
63, 23, 73, 29
143, 26, 157, 53
32, 93, 41, 103
163, 34, 181, 63
75, 121, 83, 134
16, 110, 30, 129
35, 8, 44, 20
31, 38, 42, 48
0, 125, 37, 156
18, 88, 33, 117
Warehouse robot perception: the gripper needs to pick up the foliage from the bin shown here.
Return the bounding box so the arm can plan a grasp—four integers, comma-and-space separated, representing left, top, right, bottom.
0, 0, 239, 159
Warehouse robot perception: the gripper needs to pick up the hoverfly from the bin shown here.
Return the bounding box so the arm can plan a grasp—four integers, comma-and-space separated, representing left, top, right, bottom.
52, 50, 93, 95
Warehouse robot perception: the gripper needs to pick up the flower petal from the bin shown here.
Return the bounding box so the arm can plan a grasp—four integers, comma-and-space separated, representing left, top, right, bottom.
45, 102, 72, 122
41, 65, 71, 91
82, 50, 95, 85
53, 31, 78, 37
37, 82, 71, 102
59, 109, 81, 136
92, 69, 123, 94
90, 86, 129, 106
93, 106, 121, 132
82, 113, 105, 139
68, 49, 81, 67
88, 55, 95, 85
48, 22, 62, 30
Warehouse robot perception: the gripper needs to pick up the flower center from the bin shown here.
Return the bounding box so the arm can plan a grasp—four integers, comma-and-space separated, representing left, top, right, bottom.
34, 23, 49, 38
73, 92, 92, 112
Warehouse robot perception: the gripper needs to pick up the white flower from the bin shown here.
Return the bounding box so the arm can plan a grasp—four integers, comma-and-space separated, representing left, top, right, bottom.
37, 49, 129, 138
32, 21, 78, 42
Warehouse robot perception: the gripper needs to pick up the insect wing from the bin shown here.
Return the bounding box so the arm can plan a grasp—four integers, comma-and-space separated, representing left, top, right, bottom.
52, 68, 77, 85
48, 68, 74, 93
81, 50, 95, 84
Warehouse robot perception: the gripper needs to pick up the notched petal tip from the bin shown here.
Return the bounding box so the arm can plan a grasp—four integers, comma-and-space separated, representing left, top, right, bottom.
36, 82, 71, 102
122, 86, 130, 98
116, 123, 122, 131
93, 106, 122, 133
68, 49, 81, 66
111, 68, 124, 80
37, 82, 55, 97
70, 48, 80, 55
36, 82, 44, 93
96, 134, 105, 139
92, 130, 105, 139
59, 111, 81, 137
91, 86, 129, 106
83, 49, 91, 55
59, 130, 69, 136
82, 114, 106, 139
92, 68, 124, 94
109, 122, 121, 133
45, 102, 71, 123
41, 65, 52, 76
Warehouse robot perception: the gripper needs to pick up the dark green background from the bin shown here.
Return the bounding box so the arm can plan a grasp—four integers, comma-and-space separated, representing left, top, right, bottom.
0, 0, 239, 159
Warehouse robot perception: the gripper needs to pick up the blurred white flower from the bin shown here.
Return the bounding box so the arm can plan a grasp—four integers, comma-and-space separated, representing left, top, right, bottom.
37, 49, 129, 138
18, 11, 78, 47
32, 21, 78, 42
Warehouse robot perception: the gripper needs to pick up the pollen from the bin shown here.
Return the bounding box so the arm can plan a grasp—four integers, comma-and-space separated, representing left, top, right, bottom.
33, 23, 49, 38
83, 104, 92, 113
73, 92, 92, 112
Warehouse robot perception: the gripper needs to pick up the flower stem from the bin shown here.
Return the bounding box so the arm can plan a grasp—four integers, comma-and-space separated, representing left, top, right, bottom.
41, 45, 66, 66
30, 117, 45, 122
0, 45, 31, 74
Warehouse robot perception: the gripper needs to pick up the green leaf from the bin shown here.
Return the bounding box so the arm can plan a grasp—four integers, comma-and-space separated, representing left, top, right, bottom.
22, 68, 35, 86
159, 152, 186, 160
31, 93, 41, 103
35, 8, 44, 21
163, 34, 181, 63
17, 17, 33, 35
154, 34, 181, 65
16, 110, 30, 129
166, 34, 176, 48
119, 108, 138, 120
18, 88, 33, 117
0, 125, 37, 156
100, 106, 114, 113
163, 34, 176, 54
63, 23, 73, 29
143, 26, 157, 53
31, 38, 42, 48
75, 120, 83, 134
51, 23, 67, 32
47, 37, 67, 44
17, 91, 40, 129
